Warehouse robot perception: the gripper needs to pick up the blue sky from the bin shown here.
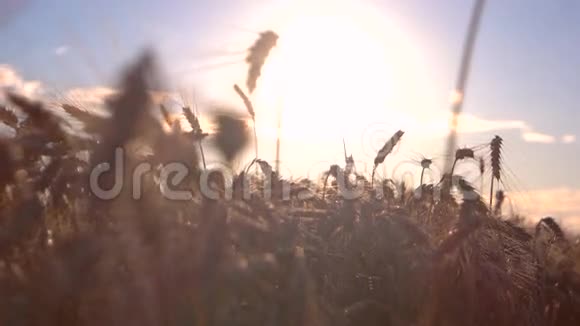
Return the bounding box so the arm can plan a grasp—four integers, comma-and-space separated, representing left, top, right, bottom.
1, 0, 580, 228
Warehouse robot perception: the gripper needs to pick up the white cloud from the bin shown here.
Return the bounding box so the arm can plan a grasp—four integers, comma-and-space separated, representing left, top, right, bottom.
512, 187, 580, 234
0, 65, 44, 100
522, 131, 556, 144
456, 114, 528, 134
392, 113, 529, 136
61, 87, 179, 109
561, 134, 577, 144
54, 45, 70, 56
418, 113, 558, 145
64, 87, 117, 107
453, 114, 559, 145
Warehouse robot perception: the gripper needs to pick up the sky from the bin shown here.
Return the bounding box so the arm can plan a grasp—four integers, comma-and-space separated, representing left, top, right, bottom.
1, 0, 579, 230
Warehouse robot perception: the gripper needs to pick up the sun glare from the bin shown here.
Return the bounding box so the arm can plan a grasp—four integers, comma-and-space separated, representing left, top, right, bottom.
261, 15, 392, 108
249, 1, 428, 145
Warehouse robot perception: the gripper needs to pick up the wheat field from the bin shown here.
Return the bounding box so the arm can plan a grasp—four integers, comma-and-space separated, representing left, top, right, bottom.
0, 31, 579, 326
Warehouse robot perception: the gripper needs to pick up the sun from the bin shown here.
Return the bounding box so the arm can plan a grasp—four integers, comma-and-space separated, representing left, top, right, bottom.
250, 1, 427, 144
267, 17, 389, 114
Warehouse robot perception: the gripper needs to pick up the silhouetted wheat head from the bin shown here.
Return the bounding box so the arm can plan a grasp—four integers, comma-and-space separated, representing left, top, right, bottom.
246, 30, 279, 93
371, 130, 404, 186
490, 135, 503, 208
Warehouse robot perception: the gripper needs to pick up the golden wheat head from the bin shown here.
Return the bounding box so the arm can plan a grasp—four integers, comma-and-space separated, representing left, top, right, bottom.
246, 30, 278, 93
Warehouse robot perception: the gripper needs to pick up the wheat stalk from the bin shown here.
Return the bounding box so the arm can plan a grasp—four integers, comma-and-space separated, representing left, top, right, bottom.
343, 138, 356, 176
182, 106, 207, 169
233, 84, 255, 118
233, 84, 258, 160
420, 158, 432, 186
343, 138, 348, 163
443, 0, 487, 172
275, 105, 282, 174
61, 103, 108, 135
536, 217, 565, 240
494, 190, 505, 216
371, 130, 404, 187
489, 135, 503, 208
0, 105, 18, 129
0, 140, 14, 187
478, 156, 485, 193
450, 147, 475, 176
159, 104, 172, 128
322, 164, 340, 200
